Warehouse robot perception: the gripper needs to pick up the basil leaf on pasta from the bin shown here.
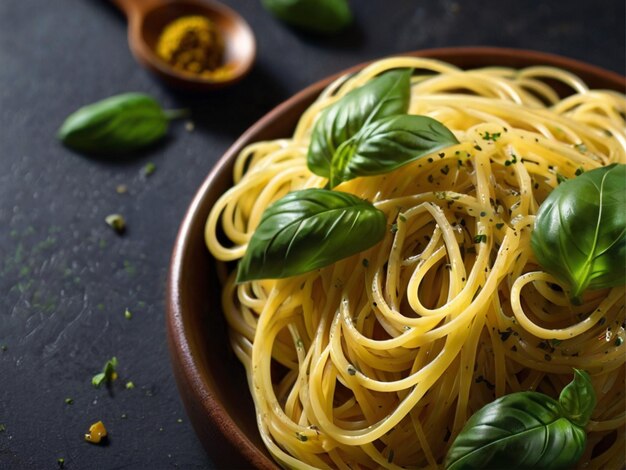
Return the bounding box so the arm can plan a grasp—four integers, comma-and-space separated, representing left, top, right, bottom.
531, 164, 626, 303
236, 189, 386, 282
330, 114, 459, 187
445, 370, 594, 470
308, 68, 412, 178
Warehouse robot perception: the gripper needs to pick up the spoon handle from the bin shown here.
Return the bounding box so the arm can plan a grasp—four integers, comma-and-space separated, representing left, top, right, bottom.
110, 0, 164, 20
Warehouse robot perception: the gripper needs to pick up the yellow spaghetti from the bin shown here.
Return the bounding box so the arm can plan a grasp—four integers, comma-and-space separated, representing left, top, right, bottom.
205, 57, 626, 469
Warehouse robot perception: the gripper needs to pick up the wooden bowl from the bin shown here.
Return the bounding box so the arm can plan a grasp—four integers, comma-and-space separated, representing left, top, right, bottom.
166, 47, 625, 469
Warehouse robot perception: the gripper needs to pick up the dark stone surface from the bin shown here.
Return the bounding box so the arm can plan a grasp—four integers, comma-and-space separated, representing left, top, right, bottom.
0, 0, 623, 468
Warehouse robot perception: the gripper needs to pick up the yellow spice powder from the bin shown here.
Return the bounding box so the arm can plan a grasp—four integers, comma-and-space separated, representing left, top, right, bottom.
156, 15, 228, 78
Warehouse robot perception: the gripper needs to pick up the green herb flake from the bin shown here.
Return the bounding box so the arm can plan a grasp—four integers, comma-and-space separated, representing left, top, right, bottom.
92, 357, 118, 388
574, 143, 588, 153
362, 258, 369, 267
347, 365, 357, 376
482, 131, 501, 142
105, 214, 126, 234
65, 397, 73, 405
295, 339, 304, 350
124, 308, 132, 320
615, 337, 624, 347
295, 432, 308, 442
556, 173, 568, 185
57, 458, 65, 468
142, 162, 156, 177
495, 223, 505, 230
387, 449, 395, 463
1, 345, 7, 352
440, 164, 450, 175
473, 144, 482, 151
498, 330, 512, 342
177, 418, 183, 423
473, 234, 487, 244
575, 167, 585, 176
390, 223, 398, 234
0, 424, 5, 432
125, 381, 135, 390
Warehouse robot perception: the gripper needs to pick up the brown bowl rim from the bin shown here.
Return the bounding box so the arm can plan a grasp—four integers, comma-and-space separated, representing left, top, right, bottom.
166, 46, 625, 470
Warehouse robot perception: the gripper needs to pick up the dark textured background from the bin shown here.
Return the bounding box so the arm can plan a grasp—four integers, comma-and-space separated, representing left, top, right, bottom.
0, 0, 624, 468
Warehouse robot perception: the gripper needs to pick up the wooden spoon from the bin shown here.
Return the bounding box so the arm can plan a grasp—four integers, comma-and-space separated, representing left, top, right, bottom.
111, 0, 256, 91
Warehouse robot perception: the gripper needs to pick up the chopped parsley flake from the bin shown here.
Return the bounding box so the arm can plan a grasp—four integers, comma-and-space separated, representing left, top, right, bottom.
105, 214, 125, 234
142, 162, 156, 177
124, 308, 132, 320
575, 167, 585, 176
92, 357, 118, 388
473, 234, 487, 243
574, 143, 587, 153
482, 131, 501, 141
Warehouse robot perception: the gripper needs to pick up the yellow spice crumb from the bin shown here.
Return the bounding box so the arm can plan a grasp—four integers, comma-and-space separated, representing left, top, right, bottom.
84, 421, 107, 444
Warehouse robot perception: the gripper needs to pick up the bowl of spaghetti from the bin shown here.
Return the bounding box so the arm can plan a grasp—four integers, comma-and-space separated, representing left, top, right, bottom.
167, 48, 626, 469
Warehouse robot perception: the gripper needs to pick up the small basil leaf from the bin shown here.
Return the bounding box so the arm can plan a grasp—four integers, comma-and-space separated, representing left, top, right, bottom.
445, 392, 586, 470
330, 114, 459, 187
308, 69, 412, 178
531, 164, 626, 303
58, 93, 174, 155
262, 0, 352, 34
237, 189, 386, 282
559, 369, 596, 427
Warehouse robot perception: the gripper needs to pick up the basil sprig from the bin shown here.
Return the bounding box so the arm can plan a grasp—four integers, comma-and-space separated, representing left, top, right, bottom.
445, 369, 596, 470
237, 69, 459, 281
531, 164, 626, 303
58, 93, 186, 155
237, 189, 386, 282
262, 0, 352, 35
308, 68, 459, 187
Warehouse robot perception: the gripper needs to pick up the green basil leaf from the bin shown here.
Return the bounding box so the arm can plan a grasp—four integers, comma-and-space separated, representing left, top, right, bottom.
531, 164, 626, 303
237, 189, 386, 282
308, 69, 412, 178
58, 93, 177, 155
445, 392, 586, 470
262, 0, 352, 34
559, 369, 596, 427
330, 114, 459, 187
